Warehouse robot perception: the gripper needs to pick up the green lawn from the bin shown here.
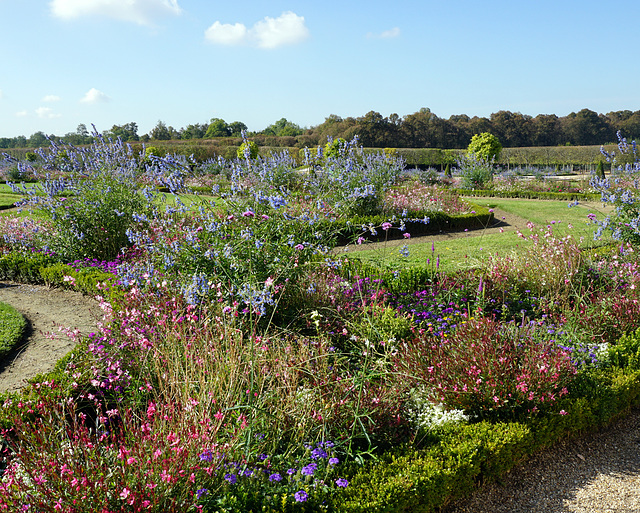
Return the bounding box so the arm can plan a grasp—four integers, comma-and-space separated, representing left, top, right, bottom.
346, 198, 613, 272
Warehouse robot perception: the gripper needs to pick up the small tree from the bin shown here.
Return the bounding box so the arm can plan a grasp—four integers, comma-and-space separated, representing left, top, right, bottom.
595, 160, 606, 180
467, 132, 502, 161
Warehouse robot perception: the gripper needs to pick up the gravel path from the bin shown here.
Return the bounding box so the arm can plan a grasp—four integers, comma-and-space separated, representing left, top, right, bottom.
443, 408, 640, 512
0, 281, 102, 393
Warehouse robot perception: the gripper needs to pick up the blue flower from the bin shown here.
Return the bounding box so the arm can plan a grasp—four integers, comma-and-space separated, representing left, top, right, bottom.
196, 488, 209, 499
294, 490, 308, 502
224, 473, 237, 484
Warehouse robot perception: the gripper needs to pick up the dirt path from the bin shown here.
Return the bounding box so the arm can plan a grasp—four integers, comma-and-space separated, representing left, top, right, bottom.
0, 282, 103, 393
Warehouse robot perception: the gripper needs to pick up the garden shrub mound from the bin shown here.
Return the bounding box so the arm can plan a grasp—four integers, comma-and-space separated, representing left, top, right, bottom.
0, 300, 26, 358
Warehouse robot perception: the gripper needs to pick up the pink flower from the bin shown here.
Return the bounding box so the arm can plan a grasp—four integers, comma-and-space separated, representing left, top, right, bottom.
120, 487, 131, 500
381, 222, 392, 231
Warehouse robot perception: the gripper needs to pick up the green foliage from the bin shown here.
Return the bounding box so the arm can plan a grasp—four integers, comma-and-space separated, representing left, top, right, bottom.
143, 145, 164, 163
206, 118, 231, 138
457, 153, 494, 190
595, 160, 606, 180
324, 138, 347, 159
24, 152, 37, 163
0, 301, 26, 359
0, 252, 57, 283
38, 263, 123, 302
237, 140, 259, 160
46, 175, 150, 261
467, 132, 502, 161
607, 328, 640, 370
349, 304, 414, 344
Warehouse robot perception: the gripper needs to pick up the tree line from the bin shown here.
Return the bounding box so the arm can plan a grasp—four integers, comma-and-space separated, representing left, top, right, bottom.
2, 108, 640, 150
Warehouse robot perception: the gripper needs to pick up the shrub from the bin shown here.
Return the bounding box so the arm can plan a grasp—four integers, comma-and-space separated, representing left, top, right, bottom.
457, 153, 494, 190
0, 301, 26, 359
396, 316, 577, 421
237, 140, 259, 160
467, 132, 502, 162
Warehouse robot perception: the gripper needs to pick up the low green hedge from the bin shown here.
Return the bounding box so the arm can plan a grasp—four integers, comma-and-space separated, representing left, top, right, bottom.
455, 189, 600, 202
327, 204, 493, 245
0, 301, 26, 360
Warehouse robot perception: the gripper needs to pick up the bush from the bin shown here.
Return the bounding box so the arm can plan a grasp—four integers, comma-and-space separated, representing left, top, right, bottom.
0, 301, 26, 359
237, 140, 259, 160
457, 153, 494, 190
467, 132, 502, 161
396, 316, 577, 421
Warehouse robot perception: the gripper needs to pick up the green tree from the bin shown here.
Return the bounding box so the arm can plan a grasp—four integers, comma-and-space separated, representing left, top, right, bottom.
150, 120, 174, 140
27, 131, 48, 148
106, 122, 139, 142
205, 118, 231, 138
262, 118, 303, 137
467, 132, 502, 161
180, 123, 208, 139
228, 121, 248, 137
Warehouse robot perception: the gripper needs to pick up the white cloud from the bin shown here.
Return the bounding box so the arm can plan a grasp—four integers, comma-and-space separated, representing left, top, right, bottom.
80, 88, 111, 104
16, 111, 27, 117
205, 11, 309, 49
367, 27, 401, 39
49, 0, 182, 26
204, 22, 247, 46
42, 94, 61, 102
36, 107, 62, 119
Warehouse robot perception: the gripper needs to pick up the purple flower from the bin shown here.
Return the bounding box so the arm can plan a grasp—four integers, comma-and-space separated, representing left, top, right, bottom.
196, 488, 209, 499
329, 457, 339, 465
199, 450, 213, 462
287, 468, 297, 475
294, 243, 304, 250
381, 222, 392, 231
269, 473, 283, 482
311, 447, 328, 460
242, 210, 255, 217
301, 463, 317, 476
224, 473, 237, 484
335, 478, 349, 488
294, 490, 308, 502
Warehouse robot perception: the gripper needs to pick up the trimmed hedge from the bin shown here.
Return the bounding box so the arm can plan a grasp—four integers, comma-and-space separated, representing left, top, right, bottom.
326, 204, 493, 245
0, 301, 27, 359
455, 189, 601, 202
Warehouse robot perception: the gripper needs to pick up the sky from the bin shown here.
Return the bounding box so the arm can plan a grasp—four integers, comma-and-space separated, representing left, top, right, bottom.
1, 0, 640, 138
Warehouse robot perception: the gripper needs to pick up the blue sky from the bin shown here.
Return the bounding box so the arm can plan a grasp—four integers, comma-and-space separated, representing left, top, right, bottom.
1, 0, 639, 138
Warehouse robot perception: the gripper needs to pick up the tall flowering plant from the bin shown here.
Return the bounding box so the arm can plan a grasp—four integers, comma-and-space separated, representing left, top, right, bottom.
5, 129, 193, 261
592, 130, 640, 244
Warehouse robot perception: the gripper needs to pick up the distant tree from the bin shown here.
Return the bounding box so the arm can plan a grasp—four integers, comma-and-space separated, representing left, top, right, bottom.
150, 120, 173, 140
106, 122, 139, 142
262, 118, 303, 137
27, 131, 48, 148
563, 109, 614, 146
77, 123, 90, 139
530, 114, 561, 146
490, 111, 532, 147
228, 121, 248, 137
181, 123, 208, 139
205, 118, 231, 138
467, 132, 502, 161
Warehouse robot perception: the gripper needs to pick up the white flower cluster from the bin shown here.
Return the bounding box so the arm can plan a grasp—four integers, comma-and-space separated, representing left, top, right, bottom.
408, 388, 469, 431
